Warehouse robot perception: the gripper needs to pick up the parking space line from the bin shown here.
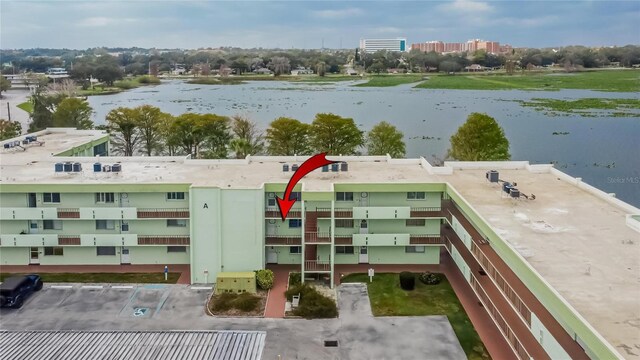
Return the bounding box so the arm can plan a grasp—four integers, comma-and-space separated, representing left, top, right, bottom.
118, 287, 140, 317
50, 285, 73, 289
112, 285, 134, 289
81, 285, 104, 289
153, 287, 172, 317
190, 286, 213, 290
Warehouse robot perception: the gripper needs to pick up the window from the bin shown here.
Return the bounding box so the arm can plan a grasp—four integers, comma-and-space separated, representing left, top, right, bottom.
96, 246, 116, 256
267, 198, 276, 207
43, 220, 63, 230
44, 247, 64, 256
43, 193, 61, 203
290, 192, 301, 201
96, 220, 115, 230
289, 219, 302, 228
167, 192, 185, 200
335, 246, 355, 254
121, 222, 129, 232
405, 246, 426, 253
336, 192, 353, 201
407, 192, 426, 200
289, 246, 302, 254
335, 219, 354, 228
167, 219, 187, 227
406, 219, 426, 226
168, 246, 187, 253
95, 192, 115, 203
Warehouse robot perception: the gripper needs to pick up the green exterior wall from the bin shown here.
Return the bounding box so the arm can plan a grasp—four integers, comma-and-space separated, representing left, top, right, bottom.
0, 247, 29, 265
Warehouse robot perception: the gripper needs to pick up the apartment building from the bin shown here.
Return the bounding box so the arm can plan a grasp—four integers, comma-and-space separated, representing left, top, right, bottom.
1, 128, 638, 360
359, 38, 407, 53
411, 39, 506, 54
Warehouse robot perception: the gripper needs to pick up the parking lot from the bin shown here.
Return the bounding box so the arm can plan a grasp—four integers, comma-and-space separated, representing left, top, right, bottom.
1, 283, 466, 360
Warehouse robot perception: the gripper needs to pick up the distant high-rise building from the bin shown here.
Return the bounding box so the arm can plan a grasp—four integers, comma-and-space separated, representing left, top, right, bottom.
411, 39, 506, 54
359, 38, 407, 53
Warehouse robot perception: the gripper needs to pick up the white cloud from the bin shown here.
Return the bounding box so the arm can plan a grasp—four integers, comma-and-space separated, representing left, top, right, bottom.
438, 0, 494, 13
312, 8, 364, 19
497, 15, 559, 27
372, 26, 402, 34
77, 17, 136, 27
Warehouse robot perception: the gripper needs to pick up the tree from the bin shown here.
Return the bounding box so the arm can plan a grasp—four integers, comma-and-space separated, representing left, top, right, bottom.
266, 117, 312, 156
270, 57, 290, 76
449, 113, 510, 161
106, 107, 139, 156
229, 114, 264, 158
0, 76, 11, 96
310, 113, 364, 155
48, 78, 78, 97
169, 113, 231, 158
0, 119, 21, 140
28, 85, 64, 132
366, 121, 406, 158
52, 97, 94, 129
439, 60, 461, 73
135, 105, 169, 156
316, 61, 326, 77
94, 65, 123, 86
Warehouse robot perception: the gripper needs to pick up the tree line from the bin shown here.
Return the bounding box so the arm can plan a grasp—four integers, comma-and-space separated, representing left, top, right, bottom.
3, 45, 639, 79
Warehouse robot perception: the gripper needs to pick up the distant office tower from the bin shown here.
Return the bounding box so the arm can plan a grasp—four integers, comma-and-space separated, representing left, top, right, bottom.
359, 38, 407, 53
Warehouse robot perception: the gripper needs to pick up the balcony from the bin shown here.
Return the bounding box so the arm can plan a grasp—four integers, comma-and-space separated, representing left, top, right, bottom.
0, 234, 59, 247
0, 207, 57, 220
305, 232, 331, 243
410, 207, 443, 218
409, 235, 444, 245
58, 235, 80, 245
335, 235, 353, 245
138, 235, 190, 245
304, 260, 330, 272
265, 235, 302, 245
57, 208, 80, 218
137, 208, 189, 219
265, 209, 301, 218
312, 208, 335, 218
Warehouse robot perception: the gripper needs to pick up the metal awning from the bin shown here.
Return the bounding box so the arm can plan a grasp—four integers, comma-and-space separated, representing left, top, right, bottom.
0, 330, 266, 360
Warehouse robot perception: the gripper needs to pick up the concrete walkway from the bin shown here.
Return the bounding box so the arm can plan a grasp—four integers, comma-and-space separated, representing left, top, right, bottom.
0, 89, 31, 133
0, 264, 192, 284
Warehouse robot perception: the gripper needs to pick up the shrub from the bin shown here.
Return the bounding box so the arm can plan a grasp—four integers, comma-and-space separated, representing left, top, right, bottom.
113, 80, 135, 90
399, 272, 416, 290
233, 293, 260, 312
137, 75, 161, 84
285, 283, 315, 301
255, 269, 274, 290
211, 292, 235, 312
289, 272, 301, 287
294, 291, 338, 319
418, 272, 442, 285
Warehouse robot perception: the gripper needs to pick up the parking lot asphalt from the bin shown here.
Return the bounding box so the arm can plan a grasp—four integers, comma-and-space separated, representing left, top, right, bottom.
1, 283, 465, 360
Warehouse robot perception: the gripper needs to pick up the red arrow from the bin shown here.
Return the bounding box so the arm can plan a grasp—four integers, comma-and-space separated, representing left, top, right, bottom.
277, 153, 338, 221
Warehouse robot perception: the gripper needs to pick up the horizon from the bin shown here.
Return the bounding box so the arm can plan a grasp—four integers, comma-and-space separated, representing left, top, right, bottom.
1, 0, 638, 50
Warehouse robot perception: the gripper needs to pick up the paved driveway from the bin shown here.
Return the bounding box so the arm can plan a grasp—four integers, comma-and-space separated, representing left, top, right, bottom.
1, 283, 466, 360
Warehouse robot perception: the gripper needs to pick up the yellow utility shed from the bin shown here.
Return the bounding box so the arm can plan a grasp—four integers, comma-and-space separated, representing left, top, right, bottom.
215, 272, 256, 294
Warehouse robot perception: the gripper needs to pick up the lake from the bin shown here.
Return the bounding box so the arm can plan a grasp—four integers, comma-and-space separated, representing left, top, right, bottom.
87, 79, 640, 207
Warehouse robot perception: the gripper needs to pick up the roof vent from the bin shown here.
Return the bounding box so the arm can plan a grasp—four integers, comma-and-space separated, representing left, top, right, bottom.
282, 164, 289, 172
341, 162, 348, 172
331, 163, 339, 172
486, 170, 499, 183
63, 162, 73, 172
322, 165, 329, 172
291, 164, 299, 171
112, 163, 122, 172
55, 163, 63, 172
102, 165, 112, 172
73, 163, 82, 172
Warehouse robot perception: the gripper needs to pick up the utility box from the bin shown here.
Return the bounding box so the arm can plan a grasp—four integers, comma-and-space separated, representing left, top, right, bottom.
215, 272, 256, 294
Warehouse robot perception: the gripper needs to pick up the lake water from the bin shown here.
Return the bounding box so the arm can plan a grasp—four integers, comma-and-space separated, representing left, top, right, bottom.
87, 80, 640, 207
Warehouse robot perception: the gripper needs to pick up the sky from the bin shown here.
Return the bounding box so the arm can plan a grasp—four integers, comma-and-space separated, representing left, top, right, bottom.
1, 0, 639, 49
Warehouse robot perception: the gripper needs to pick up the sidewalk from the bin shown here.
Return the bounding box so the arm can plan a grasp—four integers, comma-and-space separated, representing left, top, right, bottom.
0, 264, 192, 284
264, 264, 297, 318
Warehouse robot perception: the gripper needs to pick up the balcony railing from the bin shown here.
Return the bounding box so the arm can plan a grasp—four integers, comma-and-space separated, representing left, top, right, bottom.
305, 232, 331, 243
410, 207, 442, 217
137, 208, 189, 219
314, 208, 352, 218
334, 235, 353, 245
57, 208, 80, 218
265, 209, 301, 218
265, 235, 302, 245
312, 208, 332, 218
58, 235, 81, 245
409, 235, 444, 245
137, 235, 190, 245
304, 260, 330, 272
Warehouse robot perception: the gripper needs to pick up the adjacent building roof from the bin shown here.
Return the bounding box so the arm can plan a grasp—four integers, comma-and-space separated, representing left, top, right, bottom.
0, 330, 266, 360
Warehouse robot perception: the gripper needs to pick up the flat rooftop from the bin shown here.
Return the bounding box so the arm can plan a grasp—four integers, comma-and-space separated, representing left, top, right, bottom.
1, 128, 639, 357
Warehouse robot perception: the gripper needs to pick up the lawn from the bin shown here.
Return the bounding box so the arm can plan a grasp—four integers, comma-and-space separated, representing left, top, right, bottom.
414, 70, 640, 92
342, 272, 490, 360
16, 101, 33, 114
0, 272, 181, 284
515, 98, 640, 117
354, 74, 425, 87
